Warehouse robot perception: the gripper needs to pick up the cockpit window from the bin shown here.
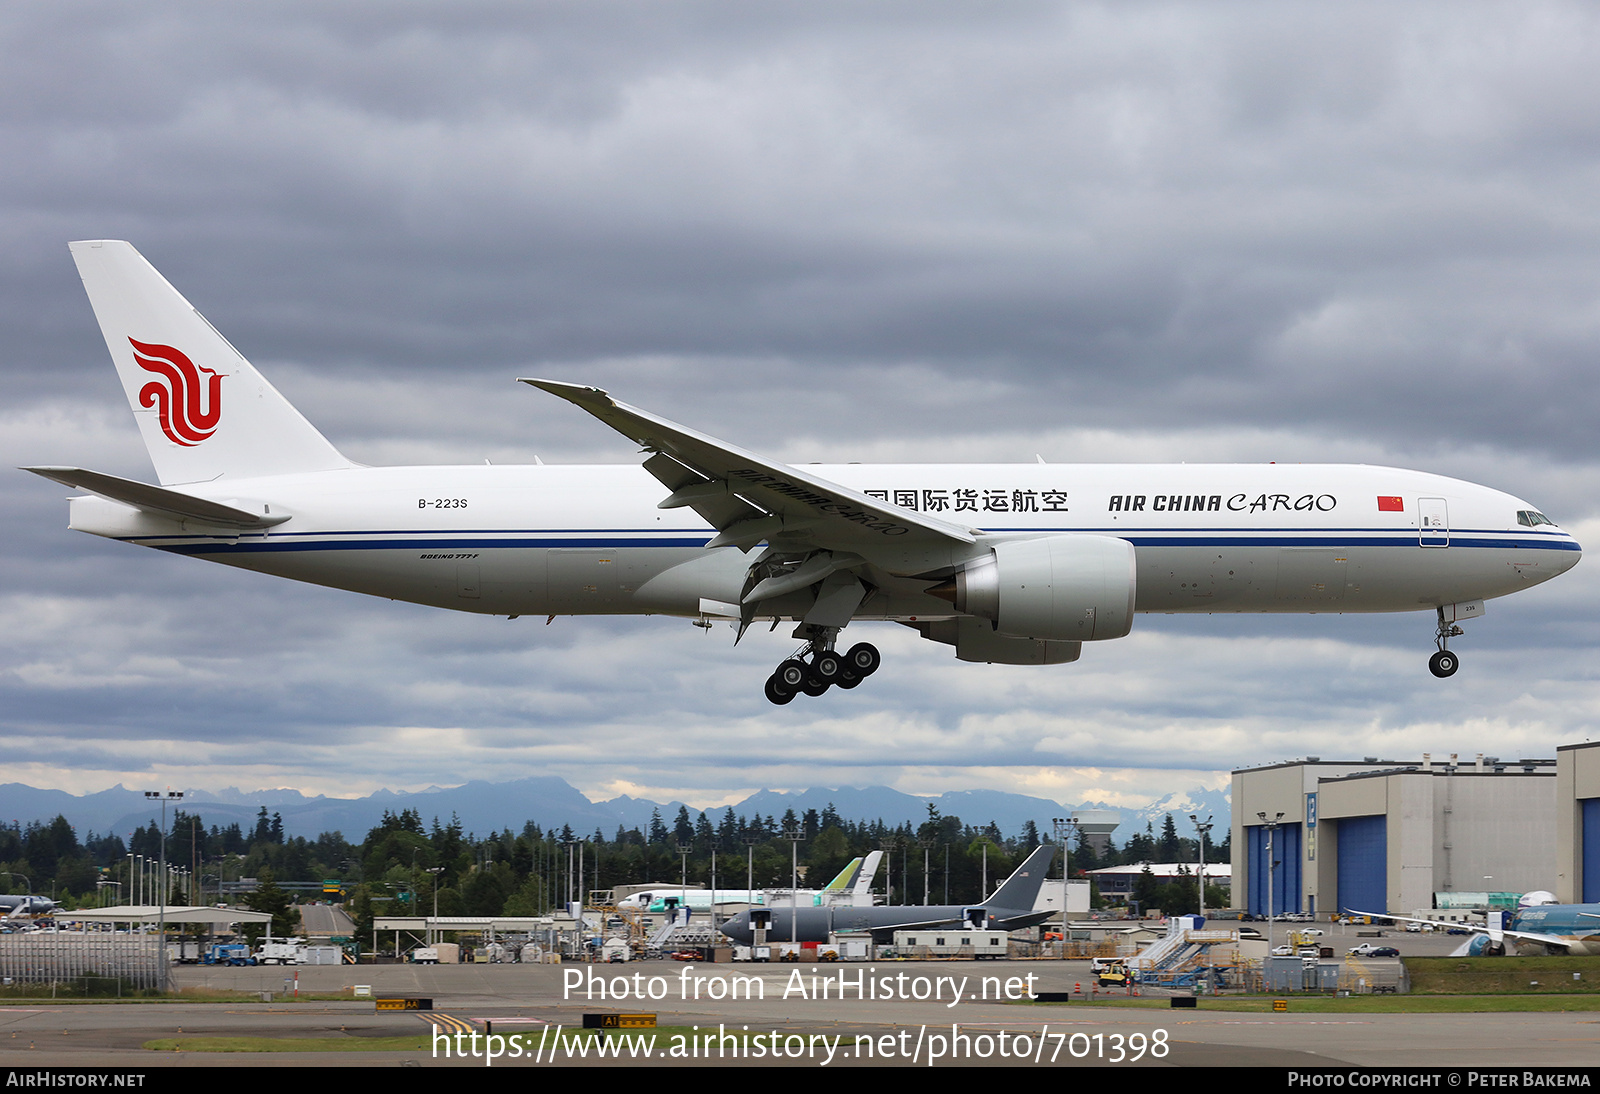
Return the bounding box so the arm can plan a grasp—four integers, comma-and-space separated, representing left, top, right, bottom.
1517, 510, 1557, 528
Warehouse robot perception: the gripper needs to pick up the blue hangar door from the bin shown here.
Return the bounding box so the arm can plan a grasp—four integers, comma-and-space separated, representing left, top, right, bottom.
1337, 815, 1387, 915
1583, 799, 1600, 903
1247, 823, 1302, 916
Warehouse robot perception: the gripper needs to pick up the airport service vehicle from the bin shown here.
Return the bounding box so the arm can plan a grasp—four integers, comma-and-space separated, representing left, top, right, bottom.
256, 940, 307, 965
202, 943, 254, 966
29, 242, 1583, 702
1097, 961, 1131, 988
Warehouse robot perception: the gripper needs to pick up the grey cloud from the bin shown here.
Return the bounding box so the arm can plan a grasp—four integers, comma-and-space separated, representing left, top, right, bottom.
4, 1, 1598, 805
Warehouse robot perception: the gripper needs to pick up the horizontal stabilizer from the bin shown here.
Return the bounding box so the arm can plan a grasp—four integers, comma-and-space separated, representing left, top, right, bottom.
21, 466, 289, 528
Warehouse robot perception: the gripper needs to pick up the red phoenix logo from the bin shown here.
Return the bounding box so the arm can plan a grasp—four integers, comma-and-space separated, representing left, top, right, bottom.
129, 339, 222, 446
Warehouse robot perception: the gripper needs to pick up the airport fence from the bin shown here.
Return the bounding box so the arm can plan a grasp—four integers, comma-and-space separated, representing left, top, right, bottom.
0, 931, 165, 994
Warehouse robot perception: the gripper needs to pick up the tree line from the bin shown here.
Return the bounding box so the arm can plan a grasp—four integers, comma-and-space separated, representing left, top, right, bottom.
0, 803, 1231, 923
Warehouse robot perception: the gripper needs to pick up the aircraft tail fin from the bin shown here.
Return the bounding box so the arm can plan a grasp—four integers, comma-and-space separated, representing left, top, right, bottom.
820, 857, 863, 892
987, 844, 1057, 909
853, 850, 884, 897
69, 241, 354, 485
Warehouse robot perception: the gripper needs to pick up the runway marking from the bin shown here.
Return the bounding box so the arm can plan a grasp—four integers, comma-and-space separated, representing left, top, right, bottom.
419, 1013, 477, 1035
1182, 1020, 1374, 1025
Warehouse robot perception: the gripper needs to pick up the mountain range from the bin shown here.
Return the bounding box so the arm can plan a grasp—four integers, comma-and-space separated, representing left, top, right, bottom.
0, 778, 1231, 848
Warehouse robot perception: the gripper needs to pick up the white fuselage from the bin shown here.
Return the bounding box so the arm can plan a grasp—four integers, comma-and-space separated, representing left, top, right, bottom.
66, 461, 1580, 625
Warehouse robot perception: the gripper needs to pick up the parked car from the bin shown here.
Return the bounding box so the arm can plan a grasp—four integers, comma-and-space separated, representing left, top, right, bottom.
1347, 943, 1400, 957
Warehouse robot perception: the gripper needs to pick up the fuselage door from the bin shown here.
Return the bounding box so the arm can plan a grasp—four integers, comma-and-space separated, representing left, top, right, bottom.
1418, 498, 1449, 547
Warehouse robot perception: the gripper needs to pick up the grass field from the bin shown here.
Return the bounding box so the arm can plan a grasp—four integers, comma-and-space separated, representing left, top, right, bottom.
1405, 956, 1600, 995
1057, 994, 1600, 1013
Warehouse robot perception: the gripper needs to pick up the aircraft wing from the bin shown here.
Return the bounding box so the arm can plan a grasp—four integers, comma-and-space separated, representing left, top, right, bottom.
1347, 908, 1579, 951
520, 379, 977, 555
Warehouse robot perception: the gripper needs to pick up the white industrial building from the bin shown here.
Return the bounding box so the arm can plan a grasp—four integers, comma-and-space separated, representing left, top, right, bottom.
1232, 754, 1556, 917
1556, 740, 1600, 904
1088, 863, 1233, 903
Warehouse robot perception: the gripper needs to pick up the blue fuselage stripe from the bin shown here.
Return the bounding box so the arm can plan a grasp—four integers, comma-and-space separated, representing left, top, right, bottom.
132, 527, 1581, 555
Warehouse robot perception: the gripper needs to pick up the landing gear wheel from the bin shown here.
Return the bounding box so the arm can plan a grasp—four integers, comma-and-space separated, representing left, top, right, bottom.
836, 667, 862, 689
844, 642, 881, 677
812, 651, 843, 683
775, 659, 808, 692
765, 675, 796, 705
1429, 650, 1459, 678
800, 674, 831, 697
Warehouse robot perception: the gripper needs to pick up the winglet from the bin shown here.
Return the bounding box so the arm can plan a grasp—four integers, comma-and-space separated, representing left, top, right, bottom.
518, 378, 614, 406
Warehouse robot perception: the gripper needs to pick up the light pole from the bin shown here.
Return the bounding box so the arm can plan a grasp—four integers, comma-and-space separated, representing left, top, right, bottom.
879, 838, 898, 906
559, 840, 578, 913
144, 790, 182, 990
782, 825, 804, 949
426, 867, 444, 945
1190, 814, 1214, 921
918, 837, 935, 906
1257, 811, 1283, 954
744, 833, 759, 903
1052, 817, 1078, 958
676, 842, 693, 932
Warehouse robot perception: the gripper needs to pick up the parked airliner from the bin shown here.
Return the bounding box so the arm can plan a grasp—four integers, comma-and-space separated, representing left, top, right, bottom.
1357, 892, 1600, 956
718, 844, 1058, 944
620, 851, 883, 913
26, 242, 1582, 702
0, 895, 58, 918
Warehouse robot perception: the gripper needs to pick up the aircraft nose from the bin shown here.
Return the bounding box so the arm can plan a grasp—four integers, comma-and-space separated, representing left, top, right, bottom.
1554, 533, 1583, 574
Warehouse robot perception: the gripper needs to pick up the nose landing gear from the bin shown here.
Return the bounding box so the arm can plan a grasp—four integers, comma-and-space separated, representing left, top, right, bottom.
764, 633, 881, 704
1430, 607, 1463, 678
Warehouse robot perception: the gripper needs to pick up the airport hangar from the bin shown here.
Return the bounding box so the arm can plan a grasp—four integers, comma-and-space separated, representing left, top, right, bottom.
1229, 748, 1600, 918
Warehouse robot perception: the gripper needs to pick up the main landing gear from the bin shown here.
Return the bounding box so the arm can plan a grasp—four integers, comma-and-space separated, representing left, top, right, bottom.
764, 635, 881, 705
1429, 607, 1463, 678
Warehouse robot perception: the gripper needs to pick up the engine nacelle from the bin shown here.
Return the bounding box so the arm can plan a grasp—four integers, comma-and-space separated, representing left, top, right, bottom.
909, 618, 1082, 665
952, 535, 1136, 642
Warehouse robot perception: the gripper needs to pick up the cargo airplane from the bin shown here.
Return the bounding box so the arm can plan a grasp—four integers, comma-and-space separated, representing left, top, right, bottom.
26, 242, 1583, 703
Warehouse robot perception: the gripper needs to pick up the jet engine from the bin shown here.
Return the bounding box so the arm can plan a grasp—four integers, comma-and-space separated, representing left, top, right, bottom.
935, 534, 1136, 643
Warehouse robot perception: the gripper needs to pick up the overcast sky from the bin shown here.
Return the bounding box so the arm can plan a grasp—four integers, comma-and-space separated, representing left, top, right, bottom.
4, 2, 1599, 817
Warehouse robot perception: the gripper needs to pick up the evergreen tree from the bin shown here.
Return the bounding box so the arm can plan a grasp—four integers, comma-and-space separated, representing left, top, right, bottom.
1020, 820, 1040, 848
243, 869, 296, 943
1158, 814, 1181, 862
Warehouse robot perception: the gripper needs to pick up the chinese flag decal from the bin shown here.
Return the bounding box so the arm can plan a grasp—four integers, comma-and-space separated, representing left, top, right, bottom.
1377, 496, 1404, 512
